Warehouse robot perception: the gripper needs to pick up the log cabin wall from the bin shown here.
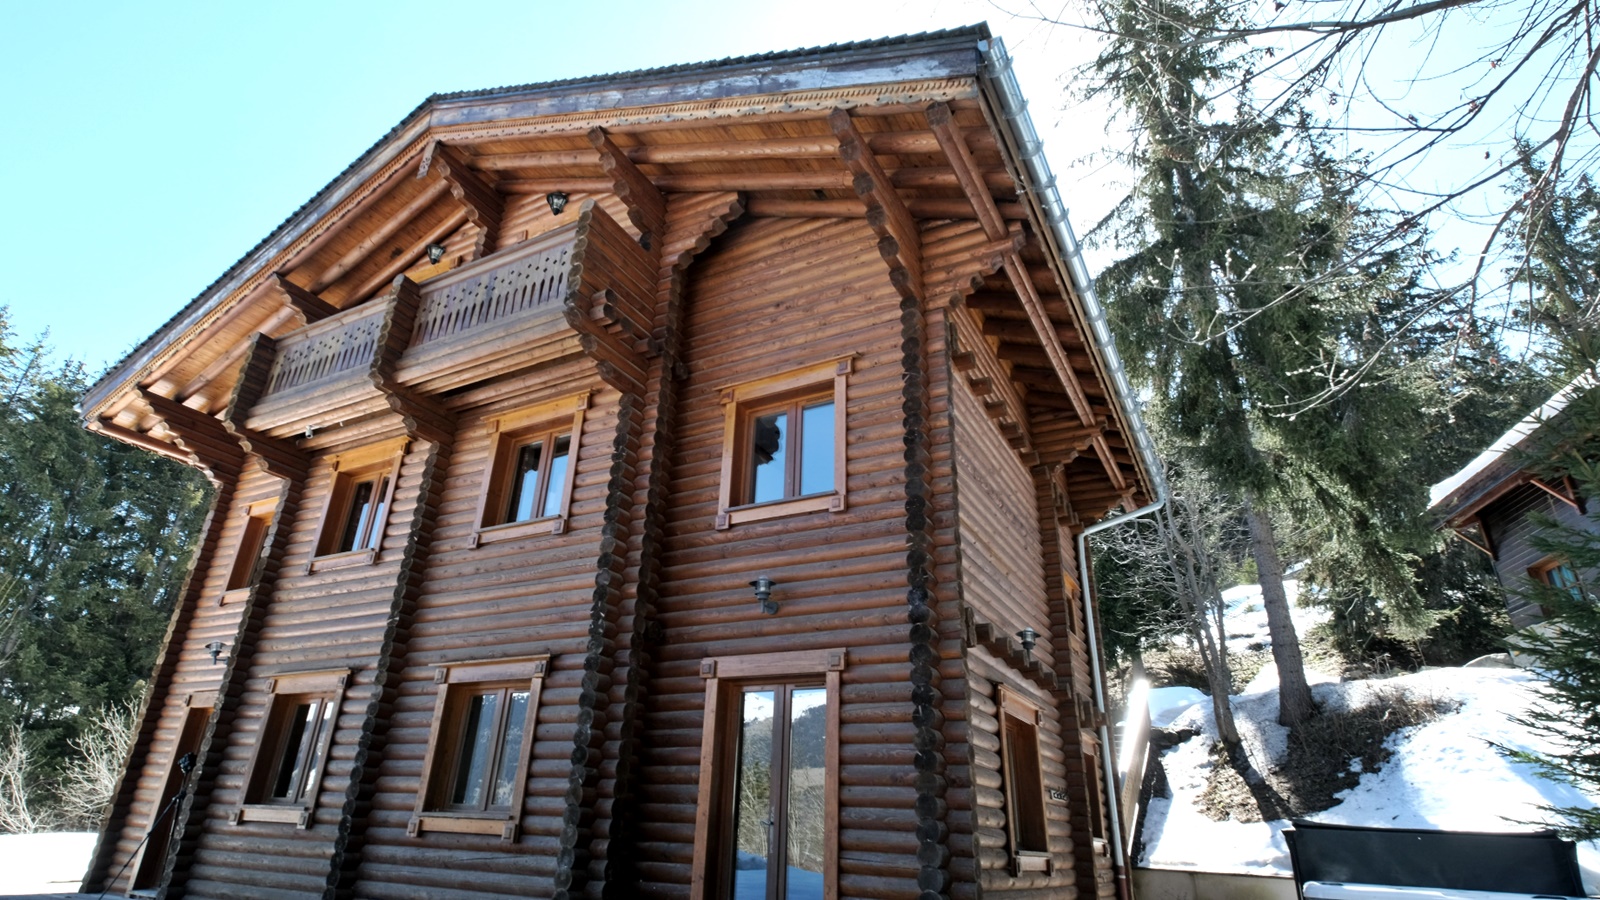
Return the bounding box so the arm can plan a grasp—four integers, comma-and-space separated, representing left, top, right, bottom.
179, 438, 440, 897
637, 216, 924, 898
351, 373, 623, 900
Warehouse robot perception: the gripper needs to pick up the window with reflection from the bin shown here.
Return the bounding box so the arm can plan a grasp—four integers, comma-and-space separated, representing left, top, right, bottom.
716, 358, 850, 530
1534, 558, 1584, 603
726, 684, 827, 900
237, 668, 348, 828
411, 656, 547, 840
336, 473, 390, 553
472, 394, 589, 545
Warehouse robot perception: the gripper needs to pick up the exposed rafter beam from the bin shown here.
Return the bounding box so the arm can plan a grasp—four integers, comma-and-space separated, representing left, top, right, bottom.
745, 197, 1028, 221
588, 127, 667, 249
498, 167, 1015, 196
928, 100, 1126, 493
472, 128, 999, 170
347, 209, 470, 303
309, 179, 452, 292
419, 141, 502, 261
829, 108, 921, 302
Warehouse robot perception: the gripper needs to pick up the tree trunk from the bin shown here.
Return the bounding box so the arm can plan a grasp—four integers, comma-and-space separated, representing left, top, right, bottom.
1244, 500, 1315, 725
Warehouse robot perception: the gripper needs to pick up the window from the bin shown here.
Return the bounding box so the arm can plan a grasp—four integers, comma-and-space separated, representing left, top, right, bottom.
691, 648, 844, 900
223, 506, 275, 597
1532, 557, 1584, 603
716, 358, 850, 529
997, 686, 1051, 874
471, 393, 589, 546
234, 669, 348, 828
410, 656, 548, 840
310, 439, 406, 570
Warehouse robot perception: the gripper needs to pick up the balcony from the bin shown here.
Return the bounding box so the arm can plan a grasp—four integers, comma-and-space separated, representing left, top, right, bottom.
239, 203, 654, 440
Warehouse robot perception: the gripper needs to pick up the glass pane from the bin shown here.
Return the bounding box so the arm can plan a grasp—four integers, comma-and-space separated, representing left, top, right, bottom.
270, 703, 314, 799
730, 690, 775, 899
299, 699, 336, 801
540, 435, 571, 518
786, 688, 828, 900
450, 691, 500, 808
798, 402, 834, 497
750, 412, 787, 504
363, 476, 390, 551
337, 481, 375, 553
507, 442, 544, 522
490, 691, 531, 809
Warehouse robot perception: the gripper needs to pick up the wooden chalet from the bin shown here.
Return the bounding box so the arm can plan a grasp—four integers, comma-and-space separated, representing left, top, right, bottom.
79, 26, 1162, 900
1430, 376, 1594, 629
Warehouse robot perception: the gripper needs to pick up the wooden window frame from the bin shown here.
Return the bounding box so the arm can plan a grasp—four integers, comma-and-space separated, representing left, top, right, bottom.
232, 668, 348, 828
309, 439, 407, 572
409, 655, 549, 840
997, 685, 1053, 875
469, 393, 589, 547
221, 501, 276, 603
1530, 556, 1584, 603
690, 647, 845, 900
715, 358, 850, 530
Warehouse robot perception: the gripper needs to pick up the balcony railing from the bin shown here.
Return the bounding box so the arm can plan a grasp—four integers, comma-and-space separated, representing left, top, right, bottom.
411, 229, 574, 349
263, 302, 387, 396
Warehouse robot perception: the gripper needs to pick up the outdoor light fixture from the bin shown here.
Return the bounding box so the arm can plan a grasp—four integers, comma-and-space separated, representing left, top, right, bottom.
205, 641, 228, 665
546, 191, 570, 215
750, 576, 778, 615
1017, 628, 1039, 653
425, 242, 446, 264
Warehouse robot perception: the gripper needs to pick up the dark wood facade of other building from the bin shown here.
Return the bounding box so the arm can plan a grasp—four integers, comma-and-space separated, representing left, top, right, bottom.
1430, 378, 1593, 629
78, 26, 1161, 900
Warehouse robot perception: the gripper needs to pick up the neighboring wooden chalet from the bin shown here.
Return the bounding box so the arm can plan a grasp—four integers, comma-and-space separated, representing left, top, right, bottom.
1430, 377, 1594, 629
79, 26, 1161, 900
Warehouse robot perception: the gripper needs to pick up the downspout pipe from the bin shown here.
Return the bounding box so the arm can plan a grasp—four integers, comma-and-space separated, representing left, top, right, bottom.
977, 34, 1172, 899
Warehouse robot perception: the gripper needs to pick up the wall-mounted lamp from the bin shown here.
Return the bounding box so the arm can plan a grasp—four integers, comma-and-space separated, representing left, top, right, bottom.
750, 576, 778, 616
205, 641, 228, 666
546, 191, 570, 216
1016, 628, 1039, 653
425, 242, 446, 265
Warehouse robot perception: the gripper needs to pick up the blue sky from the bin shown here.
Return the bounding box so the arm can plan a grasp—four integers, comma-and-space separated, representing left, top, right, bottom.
0, 1, 1106, 372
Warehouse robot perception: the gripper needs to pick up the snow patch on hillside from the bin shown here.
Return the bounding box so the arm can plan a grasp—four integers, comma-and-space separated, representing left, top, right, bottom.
1138, 583, 1600, 895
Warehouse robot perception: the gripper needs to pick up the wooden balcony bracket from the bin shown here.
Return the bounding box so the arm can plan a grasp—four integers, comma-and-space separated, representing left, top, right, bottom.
218, 334, 311, 480
268, 273, 339, 324
134, 388, 247, 484
829, 108, 922, 302
370, 276, 456, 446
588, 127, 667, 251
968, 611, 1062, 695
89, 417, 206, 473
420, 141, 502, 262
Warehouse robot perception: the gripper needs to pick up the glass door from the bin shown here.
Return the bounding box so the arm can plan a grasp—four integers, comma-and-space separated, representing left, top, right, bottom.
727, 684, 827, 900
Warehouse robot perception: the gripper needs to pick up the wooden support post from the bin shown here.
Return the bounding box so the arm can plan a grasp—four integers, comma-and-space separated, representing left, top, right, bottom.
419, 141, 502, 262
588, 127, 667, 250
368, 276, 456, 446
828, 108, 921, 301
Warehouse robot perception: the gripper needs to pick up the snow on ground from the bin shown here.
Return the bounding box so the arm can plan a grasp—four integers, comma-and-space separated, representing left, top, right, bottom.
0, 831, 94, 895
1139, 583, 1600, 895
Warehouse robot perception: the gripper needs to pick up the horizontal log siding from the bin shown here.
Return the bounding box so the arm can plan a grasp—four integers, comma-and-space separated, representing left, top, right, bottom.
965, 649, 1079, 897
185, 440, 437, 898
1483, 482, 1591, 628
951, 376, 1051, 669
90, 459, 266, 894
637, 217, 918, 899
499, 191, 636, 250
353, 370, 618, 900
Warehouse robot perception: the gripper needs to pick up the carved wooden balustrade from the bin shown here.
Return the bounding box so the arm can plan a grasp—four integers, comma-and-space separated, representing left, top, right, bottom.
236, 203, 654, 439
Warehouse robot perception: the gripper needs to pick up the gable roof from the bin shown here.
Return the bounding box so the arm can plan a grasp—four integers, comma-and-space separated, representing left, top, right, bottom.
1428, 373, 1594, 523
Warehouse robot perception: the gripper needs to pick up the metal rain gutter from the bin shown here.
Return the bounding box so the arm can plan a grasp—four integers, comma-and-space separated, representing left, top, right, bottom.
978, 34, 1171, 900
